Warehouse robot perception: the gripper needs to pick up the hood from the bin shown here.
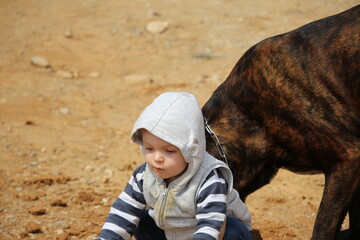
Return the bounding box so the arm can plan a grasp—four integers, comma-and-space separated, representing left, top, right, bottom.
131, 92, 206, 183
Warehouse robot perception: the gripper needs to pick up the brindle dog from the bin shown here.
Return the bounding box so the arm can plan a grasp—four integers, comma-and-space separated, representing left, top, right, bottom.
202, 5, 360, 240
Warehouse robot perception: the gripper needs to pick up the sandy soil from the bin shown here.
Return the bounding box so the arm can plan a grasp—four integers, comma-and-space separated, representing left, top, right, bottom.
0, 0, 358, 239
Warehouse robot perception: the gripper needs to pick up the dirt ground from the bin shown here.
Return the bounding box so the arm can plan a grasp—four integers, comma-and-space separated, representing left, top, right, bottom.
0, 0, 358, 239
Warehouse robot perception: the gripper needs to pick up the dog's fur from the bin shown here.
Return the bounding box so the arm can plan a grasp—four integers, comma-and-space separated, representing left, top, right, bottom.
202, 5, 360, 240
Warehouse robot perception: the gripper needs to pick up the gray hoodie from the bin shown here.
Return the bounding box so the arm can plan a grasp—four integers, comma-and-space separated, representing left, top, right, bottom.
131, 92, 252, 239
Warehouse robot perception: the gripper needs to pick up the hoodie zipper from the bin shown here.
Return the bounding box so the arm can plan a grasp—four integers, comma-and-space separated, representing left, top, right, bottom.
159, 188, 168, 228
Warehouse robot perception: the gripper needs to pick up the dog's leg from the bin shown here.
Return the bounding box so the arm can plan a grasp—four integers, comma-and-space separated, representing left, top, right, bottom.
311, 163, 358, 240
349, 181, 360, 239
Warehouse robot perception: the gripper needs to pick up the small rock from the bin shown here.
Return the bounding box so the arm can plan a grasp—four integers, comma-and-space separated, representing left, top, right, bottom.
86, 235, 98, 240
23, 193, 39, 201
88, 71, 100, 78
124, 74, 152, 83
210, 74, 221, 83
51, 199, 67, 207
55, 221, 69, 228
64, 30, 73, 38
98, 151, 106, 157
59, 108, 70, 115
238, 17, 245, 22
30, 161, 38, 166
6, 215, 16, 223
146, 21, 169, 34
101, 167, 114, 183
56, 70, 73, 79
31, 56, 50, 67
148, 9, 161, 17
118, 163, 132, 171
45, 65, 55, 72
19, 231, 28, 238
7, 126, 13, 132
28, 206, 46, 215
25, 120, 35, 125
130, 29, 143, 36
84, 165, 94, 171
57, 232, 69, 240
38, 158, 47, 162
69, 228, 84, 236
26, 221, 41, 233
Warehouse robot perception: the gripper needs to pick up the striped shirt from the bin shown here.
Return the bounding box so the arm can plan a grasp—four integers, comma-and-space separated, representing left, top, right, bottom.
96, 163, 228, 240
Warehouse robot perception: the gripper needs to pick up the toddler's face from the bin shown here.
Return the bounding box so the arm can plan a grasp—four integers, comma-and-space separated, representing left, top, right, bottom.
142, 129, 188, 184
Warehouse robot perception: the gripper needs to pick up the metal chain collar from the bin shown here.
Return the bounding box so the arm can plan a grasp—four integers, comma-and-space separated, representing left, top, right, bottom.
204, 118, 229, 166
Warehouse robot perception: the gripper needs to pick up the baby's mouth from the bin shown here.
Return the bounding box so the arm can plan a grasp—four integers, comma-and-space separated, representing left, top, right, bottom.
153, 166, 163, 172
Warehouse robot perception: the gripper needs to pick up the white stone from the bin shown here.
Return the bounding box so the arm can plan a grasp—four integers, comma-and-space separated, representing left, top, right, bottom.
124, 74, 151, 83
31, 56, 50, 67
64, 30, 73, 38
146, 21, 169, 34
84, 165, 94, 171
59, 107, 70, 115
56, 70, 73, 79
88, 71, 100, 78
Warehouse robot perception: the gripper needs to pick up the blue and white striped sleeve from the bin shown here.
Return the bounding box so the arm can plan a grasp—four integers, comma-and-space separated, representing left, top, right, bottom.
96, 163, 147, 240
193, 169, 228, 240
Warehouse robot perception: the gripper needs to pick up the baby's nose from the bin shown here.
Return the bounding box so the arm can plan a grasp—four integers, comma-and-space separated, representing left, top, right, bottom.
153, 151, 164, 162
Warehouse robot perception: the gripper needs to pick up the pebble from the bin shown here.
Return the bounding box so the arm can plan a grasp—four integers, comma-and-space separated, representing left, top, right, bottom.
69, 228, 83, 236
55, 221, 69, 228
84, 165, 94, 171
50, 199, 67, 207
56, 70, 73, 79
31, 56, 50, 67
102, 167, 114, 183
30, 161, 38, 166
102, 168, 113, 177
130, 29, 143, 36
59, 108, 70, 115
28, 206, 46, 215
210, 74, 221, 83
118, 163, 132, 171
23, 193, 39, 201
26, 221, 41, 233
88, 71, 100, 78
6, 215, 16, 223
64, 29, 73, 38
57, 232, 69, 240
98, 151, 106, 157
148, 9, 161, 17
123, 74, 152, 83
146, 21, 169, 34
